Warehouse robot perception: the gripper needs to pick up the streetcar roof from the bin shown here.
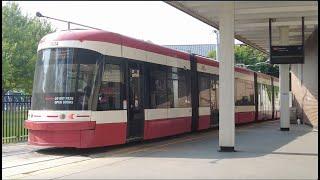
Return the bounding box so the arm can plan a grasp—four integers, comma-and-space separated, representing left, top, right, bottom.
39, 29, 276, 78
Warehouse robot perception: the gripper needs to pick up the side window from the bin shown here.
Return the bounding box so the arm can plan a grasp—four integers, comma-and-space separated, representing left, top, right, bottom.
266, 84, 273, 110
210, 76, 218, 109
167, 67, 191, 108
178, 69, 191, 107
167, 67, 177, 108
216, 79, 219, 109
247, 80, 255, 105
274, 86, 280, 110
150, 65, 168, 108
235, 78, 245, 106
235, 78, 255, 106
199, 74, 210, 107
97, 63, 123, 111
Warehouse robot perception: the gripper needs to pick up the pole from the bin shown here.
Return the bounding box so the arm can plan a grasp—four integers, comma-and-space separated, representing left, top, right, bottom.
214, 30, 219, 60
279, 26, 290, 131
37, 12, 102, 30
218, 1, 235, 152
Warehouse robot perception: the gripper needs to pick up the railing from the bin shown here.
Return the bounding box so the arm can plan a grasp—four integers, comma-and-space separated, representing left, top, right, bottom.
2, 95, 31, 143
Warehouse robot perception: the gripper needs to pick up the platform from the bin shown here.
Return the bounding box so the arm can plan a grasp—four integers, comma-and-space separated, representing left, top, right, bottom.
2, 120, 318, 179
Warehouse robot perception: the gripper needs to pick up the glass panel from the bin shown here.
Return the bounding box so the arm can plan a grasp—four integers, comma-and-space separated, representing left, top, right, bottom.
76, 64, 98, 110
167, 67, 177, 108
177, 69, 191, 108
274, 86, 280, 110
258, 83, 263, 107
210, 78, 217, 109
150, 65, 168, 108
199, 74, 210, 107
265, 84, 273, 111
247, 80, 255, 105
216, 80, 219, 109
235, 78, 255, 106
130, 67, 141, 109
97, 63, 123, 111
31, 48, 100, 110
167, 67, 191, 108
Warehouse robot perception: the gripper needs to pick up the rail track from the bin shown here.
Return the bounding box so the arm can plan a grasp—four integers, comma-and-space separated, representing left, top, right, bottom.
3, 130, 215, 179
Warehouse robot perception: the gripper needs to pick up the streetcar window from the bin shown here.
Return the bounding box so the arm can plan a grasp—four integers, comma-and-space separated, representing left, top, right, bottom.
235, 79, 255, 106
97, 63, 123, 110
274, 86, 280, 111
31, 48, 101, 110
258, 83, 273, 111
167, 67, 178, 108
199, 74, 210, 107
177, 69, 191, 107
210, 76, 218, 110
167, 68, 191, 108
215, 79, 219, 109
265, 84, 273, 112
150, 65, 169, 108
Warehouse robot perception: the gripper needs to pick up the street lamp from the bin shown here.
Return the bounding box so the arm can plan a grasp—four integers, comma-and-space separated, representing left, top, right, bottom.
36, 12, 102, 30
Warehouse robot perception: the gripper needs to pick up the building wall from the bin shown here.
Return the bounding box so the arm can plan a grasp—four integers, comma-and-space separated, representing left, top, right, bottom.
291, 27, 318, 128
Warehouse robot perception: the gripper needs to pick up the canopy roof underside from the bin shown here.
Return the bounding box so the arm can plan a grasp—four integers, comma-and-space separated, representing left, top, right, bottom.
166, 1, 318, 54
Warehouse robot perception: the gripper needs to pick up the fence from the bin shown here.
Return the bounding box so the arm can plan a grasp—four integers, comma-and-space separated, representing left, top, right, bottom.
2, 95, 31, 143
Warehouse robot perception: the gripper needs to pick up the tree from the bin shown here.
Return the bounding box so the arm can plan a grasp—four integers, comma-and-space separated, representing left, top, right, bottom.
208, 50, 216, 60
2, 2, 55, 94
208, 45, 279, 77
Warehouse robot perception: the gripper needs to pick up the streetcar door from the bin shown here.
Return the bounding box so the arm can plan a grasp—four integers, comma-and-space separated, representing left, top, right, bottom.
127, 62, 145, 142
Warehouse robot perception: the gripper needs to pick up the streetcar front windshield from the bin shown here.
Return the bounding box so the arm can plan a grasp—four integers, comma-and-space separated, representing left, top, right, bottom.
31, 48, 102, 110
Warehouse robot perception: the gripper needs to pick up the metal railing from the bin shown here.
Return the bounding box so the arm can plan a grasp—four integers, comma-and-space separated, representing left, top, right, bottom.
2, 95, 31, 143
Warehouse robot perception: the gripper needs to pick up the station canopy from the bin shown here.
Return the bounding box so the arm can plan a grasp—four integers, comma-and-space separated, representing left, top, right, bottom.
166, 1, 318, 54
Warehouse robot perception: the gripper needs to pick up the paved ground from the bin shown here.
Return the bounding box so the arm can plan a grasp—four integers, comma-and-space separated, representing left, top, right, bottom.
2, 120, 318, 179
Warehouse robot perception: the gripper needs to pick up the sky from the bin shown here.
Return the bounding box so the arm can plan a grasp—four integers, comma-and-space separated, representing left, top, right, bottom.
4, 1, 241, 45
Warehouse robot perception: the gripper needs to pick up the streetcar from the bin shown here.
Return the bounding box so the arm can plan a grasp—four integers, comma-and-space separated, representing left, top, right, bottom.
25, 29, 280, 148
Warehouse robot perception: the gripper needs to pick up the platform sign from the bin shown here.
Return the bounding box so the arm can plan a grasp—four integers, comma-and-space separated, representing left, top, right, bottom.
270, 45, 304, 64
269, 17, 305, 65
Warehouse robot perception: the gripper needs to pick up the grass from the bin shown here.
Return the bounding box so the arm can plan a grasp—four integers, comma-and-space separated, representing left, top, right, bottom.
2, 110, 29, 143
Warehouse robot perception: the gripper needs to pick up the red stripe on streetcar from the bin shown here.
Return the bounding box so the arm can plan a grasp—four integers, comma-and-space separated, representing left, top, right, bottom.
198, 115, 211, 130
144, 117, 192, 140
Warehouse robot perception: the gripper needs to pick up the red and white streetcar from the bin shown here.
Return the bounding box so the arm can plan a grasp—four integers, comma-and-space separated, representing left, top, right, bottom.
25, 29, 280, 148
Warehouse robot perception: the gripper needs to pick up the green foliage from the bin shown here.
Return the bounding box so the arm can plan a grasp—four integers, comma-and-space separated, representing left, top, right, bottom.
208, 50, 216, 60
208, 45, 279, 77
2, 2, 55, 94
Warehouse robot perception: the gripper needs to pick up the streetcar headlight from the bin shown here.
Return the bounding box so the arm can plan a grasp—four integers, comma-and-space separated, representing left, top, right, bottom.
67, 113, 76, 119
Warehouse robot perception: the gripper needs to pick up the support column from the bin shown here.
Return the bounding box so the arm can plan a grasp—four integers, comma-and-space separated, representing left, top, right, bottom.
279, 26, 290, 131
218, 2, 235, 152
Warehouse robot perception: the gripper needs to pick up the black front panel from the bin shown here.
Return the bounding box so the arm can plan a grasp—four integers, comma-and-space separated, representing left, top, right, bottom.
190, 54, 199, 131
127, 62, 145, 141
